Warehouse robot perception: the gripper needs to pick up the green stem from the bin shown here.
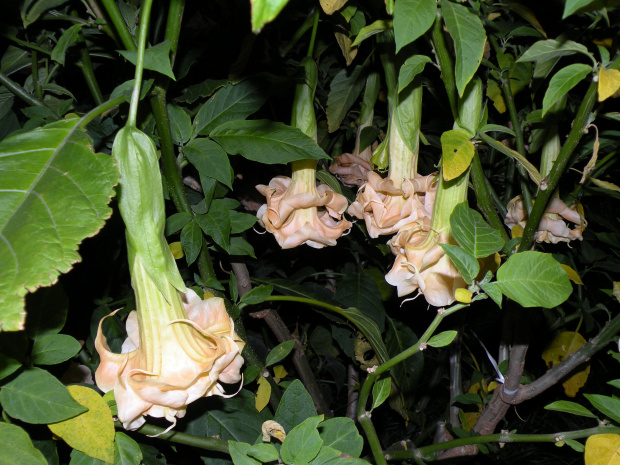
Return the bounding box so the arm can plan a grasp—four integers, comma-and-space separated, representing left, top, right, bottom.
471, 150, 510, 242
489, 36, 532, 213
31, 50, 43, 101
386, 426, 620, 461
127, 0, 154, 127
4, 35, 51, 55
163, 0, 185, 67
126, 421, 229, 453
355, 304, 466, 465
77, 94, 126, 128
0, 72, 48, 109
307, 9, 319, 58
431, 12, 458, 121
77, 36, 104, 105
99, 0, 136, 50
280, 7, 317, 57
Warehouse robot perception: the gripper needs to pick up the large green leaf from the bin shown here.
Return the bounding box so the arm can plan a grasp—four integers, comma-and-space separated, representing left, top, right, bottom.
517, 39, 594, 65
21, 0, 71, 27
450, 202, 506, 258
544, 400, 597, 418
334, 273, 386, 331
0, 118, 117, 331
51, 24, 83, 66
210, 119, 329, 164
194, 80, 267, 137
393, 0, 436, 52
31, 334, 81, 365
274, 380, 317, 434
280, 415, 323, 465
326, 66, 366, 133
167, 104, 192, 145
194, 201, 231, 252
439, 244, 479, 285
183, 138, 234, 190
0, 367, 87, 423
442, 1, 486, 97
338, 307, 389, 364
542, 64, 592, 116
398, 55, 432, 93
249, 0, 291, 33
318, 417, 364, 457
0, 423, 48, 465
494, 251, 572, 308
584, 394, 620, 424
118, 41, 175, 80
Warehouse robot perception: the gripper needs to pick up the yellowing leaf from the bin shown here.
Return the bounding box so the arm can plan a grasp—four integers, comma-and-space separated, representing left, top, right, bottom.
441, 129, 475, 181
561, 265, 583, 285
255, 376, 271, 412
273, 365, 288, 383
455, 288, 473, 303
487, 381, 498, 392
585, 434, 620, 465
335, 32, 357, 66
598, 67, 620, 102
463, 412, 480, 432
262, 420, 286, 442
588, 177, 620, 192
487, 79, 506, 113
319, 0, 348, 14
613, 282, 620, 303
511, 224, 524, 238
169, 241, 184, 259
542, 332, 590, 397
48, 386, 115, 464
203, 290, 215, 299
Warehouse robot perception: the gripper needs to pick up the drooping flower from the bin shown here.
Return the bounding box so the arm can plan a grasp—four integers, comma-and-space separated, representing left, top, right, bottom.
505, 195, 586, 244
385, 171, 468, 307
95, 252, 244, 431
256, 160, 352, 249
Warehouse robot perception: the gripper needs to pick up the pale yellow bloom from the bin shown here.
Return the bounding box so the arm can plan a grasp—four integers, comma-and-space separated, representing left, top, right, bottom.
256, 160, 351, 249
505, 195, 585, 244
95, 256, 244, 431
349, 172, 437, 238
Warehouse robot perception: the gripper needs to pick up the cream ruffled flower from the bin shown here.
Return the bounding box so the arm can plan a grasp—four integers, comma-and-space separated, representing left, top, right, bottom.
349, 172, 437, 238
330, 151, 374, 187
95, 255, 244, 431
256, 160, 351, 249
385, 171, 469, 307
505, 195, 586, 244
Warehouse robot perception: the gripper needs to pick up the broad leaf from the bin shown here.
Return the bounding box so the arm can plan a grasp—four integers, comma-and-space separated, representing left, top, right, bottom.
47, 386, 115, 464
441, 129, 474, 181
371, 377, 391, 410
114, 432, 142, 465
51, 24, 83, 66
167, 104, 192, 145
319, 0, 348, 15
280, 415, 323, 465
31, 334, 81, 365
118, 41, 175, 80
193, 80, 266, 137
0, 353, 21, 382
351, 20, 391, 47
265, 339, 296, 367
180, 221, 202, 266
563, 0, 602, 18
428, 330, 458, 348
25, 284, 69, 339
517, 39, 594, 65
398, 55, 432, 93
598, 67, 620, 102
22, 0, 71, 27
229, 210, 258, 234
439, 244, 479, 285
494, 251, 572, 308
194, 202, 231, 252
442, 1, 486, 96
176, 79, 227, 104
334, 273, 385, 331
326, 66, 366, 133
230, 236, 256, 258
584, 394, 620, 424
584, 434, 620, 465
0, 367, 87, 423
0, 423, 48, 465
0, 118, 117, 331
165, 212, 192, 235
544, 400, 597, 418
274, 380, 317, 434
393, 0, 436, 52
250, 0, 290, 32
229, 441, 261, 465
339, 307, 389, 364
239, 284, 273, 307
183, 138, 234, 190
542, 64, 592, 116
318, 417, 364, 457
450, 203, 506, 258
210, 119, 330, 164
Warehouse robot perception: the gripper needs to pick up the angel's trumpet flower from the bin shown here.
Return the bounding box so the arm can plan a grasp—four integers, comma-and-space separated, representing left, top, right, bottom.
256, 56, 351, 248
256, 160, 351, 249
95, 250, 244, 431
385, 171, 468, 307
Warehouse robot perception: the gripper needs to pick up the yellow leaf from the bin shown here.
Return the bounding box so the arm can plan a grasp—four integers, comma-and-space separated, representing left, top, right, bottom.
441, 129, 475, 181
561, 264, 583, 285
598, 67, 620, 102
588, 177, 620, 193
463, 412, 481, 432
487, 381, 498, 392
455, 288, 473, 304
255, 376, 271, 412
511, 224, 524, 238
48, 386, 115, 464
169, 241, 184, 259
203, 290, 215, 299
319, 0, 348, 14
613, 282, 620, 303
335, 32, 357, 66
542, 332, 590, 397
487, 78, 506, 113
585, 434, 620, 465
273, 365, 288, 383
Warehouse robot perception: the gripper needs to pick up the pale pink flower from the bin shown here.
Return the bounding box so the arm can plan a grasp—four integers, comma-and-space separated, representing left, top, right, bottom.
505, 196, 586, 244
95, 275, 244, 431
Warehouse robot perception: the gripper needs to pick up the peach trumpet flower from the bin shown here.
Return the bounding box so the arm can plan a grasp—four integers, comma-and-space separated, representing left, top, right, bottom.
505, 195, 586, 244
95, 252, 244, 431
385, 171, 469, 307
256, 159, 352, 249
330, 120, 377, 187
